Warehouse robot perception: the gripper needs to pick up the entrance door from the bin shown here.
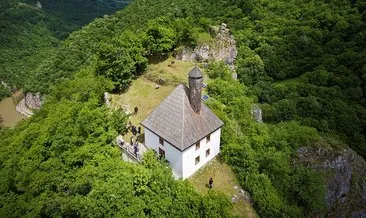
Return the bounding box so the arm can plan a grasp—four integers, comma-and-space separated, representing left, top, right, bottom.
159, 147, 165, 158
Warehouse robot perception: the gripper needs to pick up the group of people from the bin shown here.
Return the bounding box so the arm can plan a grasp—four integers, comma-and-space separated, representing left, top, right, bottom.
119, 106, 140, 158
132, 125, 141, 136
127, 121, 141, 136
133, 141, 139, 157
129, 136, 140, 157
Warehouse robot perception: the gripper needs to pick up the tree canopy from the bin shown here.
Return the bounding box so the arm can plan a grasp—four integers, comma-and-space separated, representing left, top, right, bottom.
0, 68, 232, 217
1, 0, 366, 216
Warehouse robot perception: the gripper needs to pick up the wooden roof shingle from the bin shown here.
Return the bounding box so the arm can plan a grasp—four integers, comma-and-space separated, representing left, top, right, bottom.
141, 84, 224, 151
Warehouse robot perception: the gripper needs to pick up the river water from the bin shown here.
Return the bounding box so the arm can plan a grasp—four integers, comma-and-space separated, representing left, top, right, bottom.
0, 92, 26, 128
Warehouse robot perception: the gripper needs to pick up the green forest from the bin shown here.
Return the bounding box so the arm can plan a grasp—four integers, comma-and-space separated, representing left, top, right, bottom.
1, 0, 366, 217
0, 0, 129, 99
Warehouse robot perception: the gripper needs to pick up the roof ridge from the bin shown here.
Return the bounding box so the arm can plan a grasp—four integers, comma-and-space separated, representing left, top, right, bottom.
141, 83, 224, 152
181, 85, 185, 147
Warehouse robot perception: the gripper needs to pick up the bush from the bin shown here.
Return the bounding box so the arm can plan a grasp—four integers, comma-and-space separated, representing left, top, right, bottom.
245, 173, 289, 217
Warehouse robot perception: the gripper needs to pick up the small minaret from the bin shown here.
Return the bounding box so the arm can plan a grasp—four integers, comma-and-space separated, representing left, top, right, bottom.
188, 66, 203, 114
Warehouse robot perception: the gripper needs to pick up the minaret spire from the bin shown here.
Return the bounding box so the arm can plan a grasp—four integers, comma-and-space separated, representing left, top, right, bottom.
188, 66, 203, 114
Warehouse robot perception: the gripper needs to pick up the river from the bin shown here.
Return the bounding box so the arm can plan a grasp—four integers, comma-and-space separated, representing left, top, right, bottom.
0, 92, 27, 128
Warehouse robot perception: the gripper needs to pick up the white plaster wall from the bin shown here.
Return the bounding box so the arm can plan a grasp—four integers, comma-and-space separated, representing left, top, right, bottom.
144, 128, 159, 151
182, 128, 221, 179
144, 128, 183, 177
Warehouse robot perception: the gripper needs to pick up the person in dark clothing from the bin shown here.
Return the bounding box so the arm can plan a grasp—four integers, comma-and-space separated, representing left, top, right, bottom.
209, 178, 213, 189
138, 126, 141, 134
132, 125, 137, 135
130, 136, 134, 145
134, 144, 139, 157
134, 106, 138, 114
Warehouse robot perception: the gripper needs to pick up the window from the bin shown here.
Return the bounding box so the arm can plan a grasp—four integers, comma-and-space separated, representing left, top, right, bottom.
195, 156, 200, 165
159, 147, 165, 158
206, 134, 211, 143
195, 142, 200, 150
206, 149, 210, 157
159, 137, 164, 146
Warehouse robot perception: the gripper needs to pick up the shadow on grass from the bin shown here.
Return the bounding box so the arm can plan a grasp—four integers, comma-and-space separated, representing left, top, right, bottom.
148, 54, 169, 64
215, 154, 227, 164
109, 84, 132, 95
136, 133, 145, 143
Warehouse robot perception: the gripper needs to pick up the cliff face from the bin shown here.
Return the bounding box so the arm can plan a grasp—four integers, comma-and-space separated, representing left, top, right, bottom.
297, 146, 366, 217
174, 23, 237, 69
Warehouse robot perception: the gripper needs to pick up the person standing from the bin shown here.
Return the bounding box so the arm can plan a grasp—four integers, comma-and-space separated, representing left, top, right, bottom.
132, 126, 137, 135
209, 178, 213, 189
130, 136, 134, 145
134, 143, 139, 157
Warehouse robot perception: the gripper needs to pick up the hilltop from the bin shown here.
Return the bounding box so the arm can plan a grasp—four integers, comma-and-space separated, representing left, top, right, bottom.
0, 0, 365, 217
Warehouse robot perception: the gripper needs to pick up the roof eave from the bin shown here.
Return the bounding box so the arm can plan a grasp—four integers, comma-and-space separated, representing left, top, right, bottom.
181, 123, 224, 152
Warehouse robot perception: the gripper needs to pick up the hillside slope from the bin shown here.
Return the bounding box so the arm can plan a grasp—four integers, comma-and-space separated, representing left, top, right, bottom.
0, 0, 130, 99
0, 0, 365, 217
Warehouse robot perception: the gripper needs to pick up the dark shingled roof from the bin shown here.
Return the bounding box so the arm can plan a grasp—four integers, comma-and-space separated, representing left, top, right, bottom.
141, 84, 224, 151
189, 66, 203, 78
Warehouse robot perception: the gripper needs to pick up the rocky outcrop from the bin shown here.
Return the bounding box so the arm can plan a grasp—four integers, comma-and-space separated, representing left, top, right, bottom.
251, 105, 263, 123
25, 92, 42, 109
232, 185, 253, 204
297, 146, 366, 217
104, 92, 111, 107
36, 1, 42, 8
174, 23, 238, 69
15, 92, 43, 117
16, 99, 34, 117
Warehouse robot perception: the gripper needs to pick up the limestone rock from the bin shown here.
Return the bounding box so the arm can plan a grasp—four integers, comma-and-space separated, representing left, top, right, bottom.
15, 92, 43, 117
251, 105, 263, 123
297, 146, 366, 217
25, 92, 42, 109
104, 92, 111, 107
16, 99, 33, 117
174, 23, 237, 68
174, 47, 196, 61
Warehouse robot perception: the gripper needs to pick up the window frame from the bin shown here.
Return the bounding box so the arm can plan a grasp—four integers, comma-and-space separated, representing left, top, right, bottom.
159, 147, 165, 158
195, 141, 200, 151
206, 148, 210, 157
159, 137, 164, 146
206, 134, 211, 143
195, 155, 200, 165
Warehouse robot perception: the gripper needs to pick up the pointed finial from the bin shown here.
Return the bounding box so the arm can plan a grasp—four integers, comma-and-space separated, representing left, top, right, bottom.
189, 65, 203, 78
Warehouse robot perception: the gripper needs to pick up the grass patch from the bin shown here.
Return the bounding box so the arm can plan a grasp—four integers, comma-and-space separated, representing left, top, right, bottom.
145, 56, 197, 85
111, 57, 211, 142
144, 56, 210, 86
111, 78, 174, 126
189, 158, 258, 218
110, 56, 198, 139
110, 77, 174, 143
